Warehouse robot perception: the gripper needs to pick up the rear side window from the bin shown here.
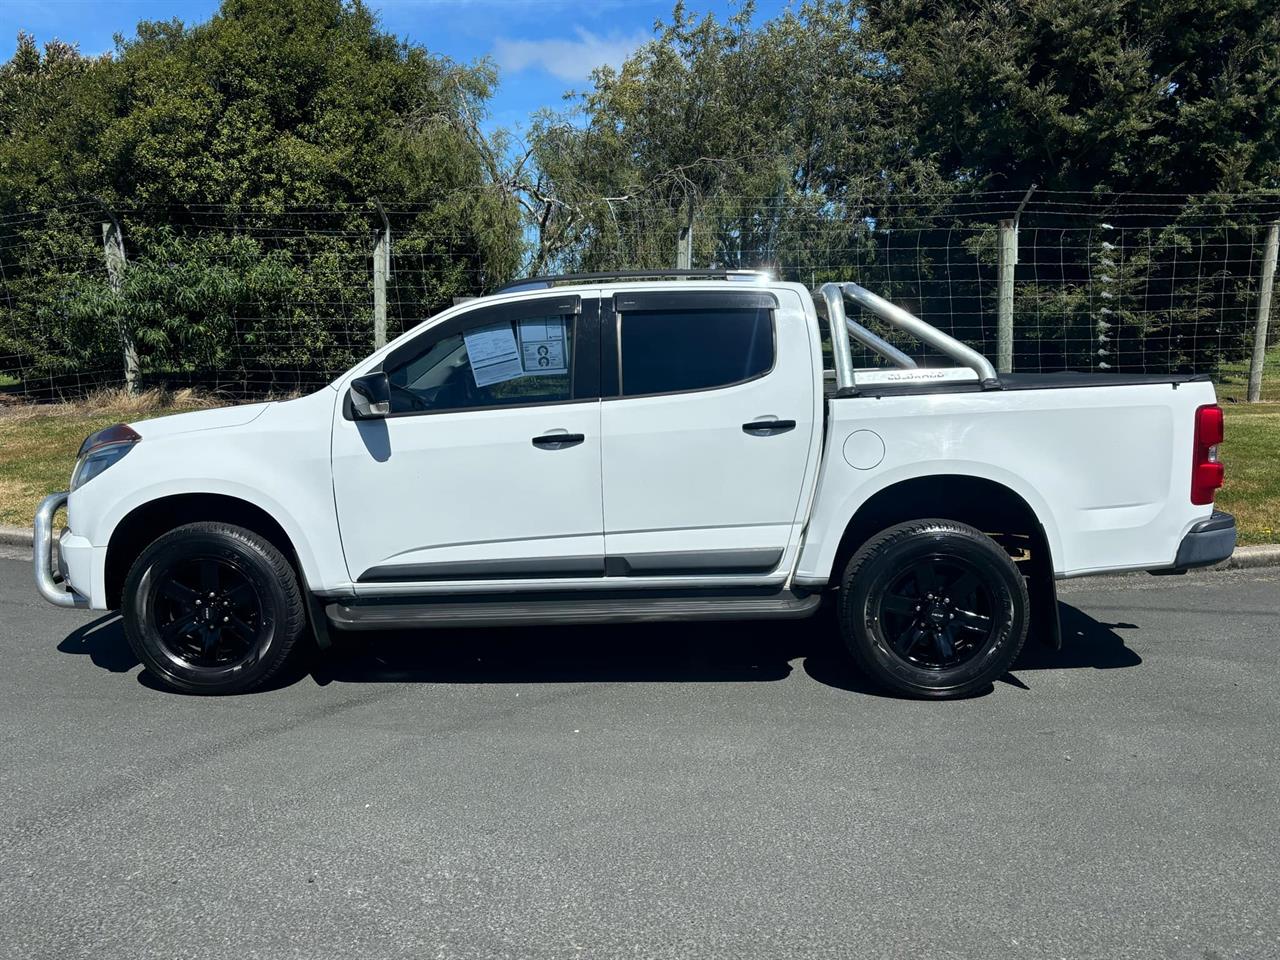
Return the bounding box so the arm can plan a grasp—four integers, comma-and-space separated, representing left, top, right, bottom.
619, 307, 773, 397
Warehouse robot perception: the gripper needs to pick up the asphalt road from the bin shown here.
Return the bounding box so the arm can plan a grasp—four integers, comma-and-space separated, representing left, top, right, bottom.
0, 553, 1277, 960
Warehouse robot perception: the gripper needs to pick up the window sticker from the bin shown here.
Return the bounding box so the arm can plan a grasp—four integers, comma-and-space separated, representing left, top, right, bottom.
463, 322, 523, 387
518, 317, 569, 376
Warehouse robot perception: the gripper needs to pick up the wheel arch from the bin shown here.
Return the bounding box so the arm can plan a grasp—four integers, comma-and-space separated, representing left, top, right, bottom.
828, 473, 1061, 649
831, 475, 1050, 568
105, 493, 303, 609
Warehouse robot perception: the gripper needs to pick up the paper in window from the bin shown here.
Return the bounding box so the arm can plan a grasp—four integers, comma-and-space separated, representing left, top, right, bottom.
463, 322, 524, 387
517, 317, 569, 376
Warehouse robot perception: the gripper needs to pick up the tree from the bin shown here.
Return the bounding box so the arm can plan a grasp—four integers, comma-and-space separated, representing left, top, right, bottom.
0, 0, 521, 395
861, 0, 1280, 195
0, 33, 104, 217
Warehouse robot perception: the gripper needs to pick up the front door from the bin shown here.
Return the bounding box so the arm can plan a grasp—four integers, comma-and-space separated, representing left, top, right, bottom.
599, 288, 817, 578
332, 294, 604, 589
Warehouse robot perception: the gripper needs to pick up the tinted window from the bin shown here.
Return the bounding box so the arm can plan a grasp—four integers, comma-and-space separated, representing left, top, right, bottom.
386, 312, 575, 414
620, 308, 773, 396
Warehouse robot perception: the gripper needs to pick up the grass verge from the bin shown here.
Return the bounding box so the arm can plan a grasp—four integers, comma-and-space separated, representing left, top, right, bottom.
1218, 405, 1279, 545
1216, 341, 1280, 403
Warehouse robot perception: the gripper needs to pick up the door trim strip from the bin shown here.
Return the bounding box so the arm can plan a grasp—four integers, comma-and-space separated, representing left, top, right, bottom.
611, 548, 783, 577
359, 556, 605, 582
357, 548, 784, 583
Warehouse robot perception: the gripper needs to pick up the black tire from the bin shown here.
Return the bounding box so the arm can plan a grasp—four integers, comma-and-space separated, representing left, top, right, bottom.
837, 519, 1029, 699
122, 522, 306, 695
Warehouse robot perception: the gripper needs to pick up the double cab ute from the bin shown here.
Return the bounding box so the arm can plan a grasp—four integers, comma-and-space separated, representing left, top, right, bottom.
34, 271, 1236, 697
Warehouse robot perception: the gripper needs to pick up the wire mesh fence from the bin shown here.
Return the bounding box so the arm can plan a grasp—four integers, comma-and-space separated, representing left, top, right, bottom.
2, 191, 1278, 402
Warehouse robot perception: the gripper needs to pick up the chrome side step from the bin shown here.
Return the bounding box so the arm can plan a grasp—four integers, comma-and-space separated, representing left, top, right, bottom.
326, 589, 821, 631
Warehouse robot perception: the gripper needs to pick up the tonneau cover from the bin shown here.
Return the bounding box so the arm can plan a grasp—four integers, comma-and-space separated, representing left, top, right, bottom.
825, 370, 1209, 399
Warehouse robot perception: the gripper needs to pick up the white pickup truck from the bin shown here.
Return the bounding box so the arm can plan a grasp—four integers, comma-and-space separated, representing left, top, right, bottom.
34, 270, 1235, 698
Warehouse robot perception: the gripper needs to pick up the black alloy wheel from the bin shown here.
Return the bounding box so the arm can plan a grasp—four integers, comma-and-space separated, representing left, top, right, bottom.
875, 555, 997, 671
838, 519, 1029, 698
122, 522, 306, 694
149, 554, 266, 670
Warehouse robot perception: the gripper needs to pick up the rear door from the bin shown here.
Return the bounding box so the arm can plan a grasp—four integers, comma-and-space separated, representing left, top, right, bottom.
599, 287, 817, 579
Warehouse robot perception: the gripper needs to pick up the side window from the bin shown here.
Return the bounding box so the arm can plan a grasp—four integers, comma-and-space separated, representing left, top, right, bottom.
619, 307, 773, 397
385, 311, 575, 414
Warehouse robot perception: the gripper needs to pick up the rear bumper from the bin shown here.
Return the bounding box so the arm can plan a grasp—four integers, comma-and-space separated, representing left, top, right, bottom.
1171, 510, 1237, 571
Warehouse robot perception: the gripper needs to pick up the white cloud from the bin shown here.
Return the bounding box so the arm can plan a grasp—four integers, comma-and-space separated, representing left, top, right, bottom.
493, 27, 649, 83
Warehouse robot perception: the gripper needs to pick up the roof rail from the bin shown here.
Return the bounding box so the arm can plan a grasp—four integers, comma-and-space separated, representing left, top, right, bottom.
495, 269, 772, 293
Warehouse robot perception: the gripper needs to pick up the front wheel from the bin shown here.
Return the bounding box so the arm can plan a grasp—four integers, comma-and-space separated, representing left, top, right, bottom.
122, 522, 306, 695
837, 519, 1029, 699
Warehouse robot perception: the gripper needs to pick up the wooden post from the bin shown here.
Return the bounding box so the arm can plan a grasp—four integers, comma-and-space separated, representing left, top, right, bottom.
676, 196, 693, 269
372, 201, 391, 350
1247, 220, 1279, 403
100, 215, 138, 395
996, 218, 1017, 374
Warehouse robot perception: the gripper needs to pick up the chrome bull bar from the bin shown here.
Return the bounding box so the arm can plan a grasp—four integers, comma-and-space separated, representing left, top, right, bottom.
34, 491, 89, 608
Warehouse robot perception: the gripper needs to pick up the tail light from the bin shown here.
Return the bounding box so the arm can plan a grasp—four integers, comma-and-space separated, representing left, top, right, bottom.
1191, 404, 1224, 505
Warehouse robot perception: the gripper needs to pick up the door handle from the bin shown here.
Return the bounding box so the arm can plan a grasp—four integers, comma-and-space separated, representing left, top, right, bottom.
742, 419, 796, 436
532, 432, 585, 449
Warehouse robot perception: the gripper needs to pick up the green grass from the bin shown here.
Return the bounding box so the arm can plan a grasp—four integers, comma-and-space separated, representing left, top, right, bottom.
1213, 341, 1279, 544
1216, 341, 1280, 403
1218, 405, 1280, 546
1, 387, 1276, 545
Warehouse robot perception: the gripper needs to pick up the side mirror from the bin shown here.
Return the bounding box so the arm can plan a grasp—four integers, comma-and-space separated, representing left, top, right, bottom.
349, 372, 391, 419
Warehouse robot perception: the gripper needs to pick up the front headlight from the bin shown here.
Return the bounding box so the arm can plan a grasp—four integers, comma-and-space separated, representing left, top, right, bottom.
71, 423, 141, 491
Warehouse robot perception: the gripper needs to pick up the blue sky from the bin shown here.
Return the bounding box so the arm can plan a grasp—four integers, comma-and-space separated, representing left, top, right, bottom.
2, 0, 788, 135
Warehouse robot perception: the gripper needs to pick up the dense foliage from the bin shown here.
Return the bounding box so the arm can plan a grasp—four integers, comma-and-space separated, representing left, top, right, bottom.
0, 0, 522, 392
2, 0, 1278, 394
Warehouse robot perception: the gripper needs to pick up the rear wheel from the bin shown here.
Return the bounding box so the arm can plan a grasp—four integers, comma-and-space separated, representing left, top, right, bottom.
122, 522, 305, 694
837, 519, 1029, 698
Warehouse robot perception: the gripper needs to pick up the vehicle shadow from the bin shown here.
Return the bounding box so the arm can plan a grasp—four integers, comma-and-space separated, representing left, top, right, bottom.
312, 599, 1141, 698
57, 601, 1141, 698
1015, 603, 1143, 671
311, 615, 808, 687
801, 601, 1142, 697
56, 613, 138, 673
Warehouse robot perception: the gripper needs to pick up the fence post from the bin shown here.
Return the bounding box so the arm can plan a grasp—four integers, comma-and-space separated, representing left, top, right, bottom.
676, 196, 693, 269
996, 219, 1016, 373
100, 213, 138, 395
372, 200, 391, 350
1248, 220, 1279, 403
